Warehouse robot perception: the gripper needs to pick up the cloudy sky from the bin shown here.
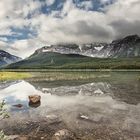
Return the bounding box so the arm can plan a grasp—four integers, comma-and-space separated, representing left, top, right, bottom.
0, 0, 140, 58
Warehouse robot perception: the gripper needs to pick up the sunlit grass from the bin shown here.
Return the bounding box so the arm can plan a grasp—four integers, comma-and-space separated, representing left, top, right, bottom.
0, 72, 32, 81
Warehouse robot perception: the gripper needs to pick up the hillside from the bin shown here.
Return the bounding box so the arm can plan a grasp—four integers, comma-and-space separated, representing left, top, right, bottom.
6, 52, 93, 69
6, 52, 140, 69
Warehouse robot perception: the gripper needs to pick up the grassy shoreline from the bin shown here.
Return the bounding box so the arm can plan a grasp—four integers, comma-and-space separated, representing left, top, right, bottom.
0, 69, 139, 81
1, 69, 140, 72
0, 72, 32, 81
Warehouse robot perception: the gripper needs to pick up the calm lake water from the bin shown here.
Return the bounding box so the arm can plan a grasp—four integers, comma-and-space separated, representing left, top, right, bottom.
0, 72, 140, 140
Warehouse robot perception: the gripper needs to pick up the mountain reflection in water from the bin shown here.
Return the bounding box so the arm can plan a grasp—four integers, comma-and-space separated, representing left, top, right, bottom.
0, 72, 140, 139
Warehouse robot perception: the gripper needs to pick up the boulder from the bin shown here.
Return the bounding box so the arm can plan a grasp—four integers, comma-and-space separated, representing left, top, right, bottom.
28, 95, 41, 106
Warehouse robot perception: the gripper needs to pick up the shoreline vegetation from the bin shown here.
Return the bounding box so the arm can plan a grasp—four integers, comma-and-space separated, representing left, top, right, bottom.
0, 70, 140, 81
4, 53, 140, 70
0, 69, 140, 81
1, 69, 140, 72
0, 72, 32, 81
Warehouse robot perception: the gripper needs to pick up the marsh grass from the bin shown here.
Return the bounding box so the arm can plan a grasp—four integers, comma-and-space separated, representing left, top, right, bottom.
0, 72, 32, 81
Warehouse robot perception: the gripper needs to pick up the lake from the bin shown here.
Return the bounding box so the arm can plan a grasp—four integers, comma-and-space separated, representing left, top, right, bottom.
0, 71, 140, 140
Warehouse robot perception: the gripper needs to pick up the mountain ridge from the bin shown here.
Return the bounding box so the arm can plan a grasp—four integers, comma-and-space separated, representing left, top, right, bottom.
0, 50, 22, 67
33, 34, 140, 58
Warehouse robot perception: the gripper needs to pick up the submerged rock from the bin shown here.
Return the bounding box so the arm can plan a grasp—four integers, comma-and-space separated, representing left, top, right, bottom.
52, 129, 75, 140
78, 114, 93, 122
79, 115, 89, 120
46, 115, 61, 124
13, 104, 23, 108
94, 89, 104, 95
8, 135, 29, 140
7, 135, 19, 140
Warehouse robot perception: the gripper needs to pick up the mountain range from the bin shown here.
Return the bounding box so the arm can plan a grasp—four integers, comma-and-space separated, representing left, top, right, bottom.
34, 34, 140, 58
2, 34, 140, 69
0, 50, 21, 67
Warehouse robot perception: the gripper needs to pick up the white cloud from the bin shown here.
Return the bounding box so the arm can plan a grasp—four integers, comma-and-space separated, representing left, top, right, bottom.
0, 41, 8, 49
100, 0, 116, 5
0, 0, 140, 58
100, 0, 112, 4
9, 39, 44, 58
0, 37, 8, 42
45, 0, 55, 6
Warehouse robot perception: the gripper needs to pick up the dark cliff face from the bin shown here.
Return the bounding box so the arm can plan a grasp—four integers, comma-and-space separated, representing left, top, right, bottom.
0, 50, 21, 67
112, 35, 140, 45
107, 35, 140, 58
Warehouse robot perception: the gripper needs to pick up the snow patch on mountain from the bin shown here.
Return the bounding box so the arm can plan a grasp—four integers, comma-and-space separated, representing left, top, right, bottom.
33, 35, 140, 58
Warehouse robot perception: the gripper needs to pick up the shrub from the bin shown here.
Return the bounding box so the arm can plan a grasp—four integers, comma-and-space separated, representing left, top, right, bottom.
0, 101, 9, 140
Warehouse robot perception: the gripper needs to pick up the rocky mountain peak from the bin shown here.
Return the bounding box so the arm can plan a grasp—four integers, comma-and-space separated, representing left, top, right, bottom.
0, 50, 22, 67
112, 34, 140, 45
31, 34, 140, 59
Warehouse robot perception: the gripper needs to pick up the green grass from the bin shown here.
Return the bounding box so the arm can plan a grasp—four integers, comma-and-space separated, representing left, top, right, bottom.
0, 72, 32, 81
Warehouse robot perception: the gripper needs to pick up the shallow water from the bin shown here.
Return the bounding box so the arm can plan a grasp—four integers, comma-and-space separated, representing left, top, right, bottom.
0, 72, 140, 140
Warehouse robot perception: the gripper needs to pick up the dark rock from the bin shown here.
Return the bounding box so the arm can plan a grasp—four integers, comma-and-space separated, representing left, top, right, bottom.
29, 101, 41, 108
28, 95, 41, 104
28, 95, 41, 108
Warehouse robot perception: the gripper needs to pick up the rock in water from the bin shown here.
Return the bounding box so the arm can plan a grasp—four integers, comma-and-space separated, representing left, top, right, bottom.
7, 135, 29, 140
52, 129, 75, 140
13, 104, 23, 108
28, 95, 41, 104
29, 101, 41, 108
46, 115, 61, 124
